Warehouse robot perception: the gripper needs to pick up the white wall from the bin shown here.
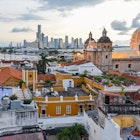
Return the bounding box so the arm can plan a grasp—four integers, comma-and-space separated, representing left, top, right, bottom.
79, 62, 102, 75
101, 118, 121, 140
62, 79, 74, 88
84, 112, 101, 140
84, 111, 122, 140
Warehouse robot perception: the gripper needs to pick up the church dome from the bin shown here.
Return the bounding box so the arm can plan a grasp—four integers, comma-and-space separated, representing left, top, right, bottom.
97, 36, 111, 43
131, 28, 140, 41
97, 28, 112, 43
130, 27, 140, 50
85, 32, 96, 45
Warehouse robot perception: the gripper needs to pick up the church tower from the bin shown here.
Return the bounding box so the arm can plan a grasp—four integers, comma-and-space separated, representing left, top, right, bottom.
84, 28, 112, 72
84, 32, 96, 63
96, 28, 113, 71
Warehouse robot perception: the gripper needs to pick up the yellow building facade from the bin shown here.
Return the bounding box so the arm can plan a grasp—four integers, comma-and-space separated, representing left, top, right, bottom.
34, 95, 95, 117
22, 69, 38, 92
55, 71, 84, 88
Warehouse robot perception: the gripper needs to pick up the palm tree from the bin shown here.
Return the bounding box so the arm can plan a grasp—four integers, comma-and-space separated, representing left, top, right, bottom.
1, 48, 7, 59
57, 124, 87, 140
70, 123, 87, 140
57, 128, 70, 140
43, 79, 53, 88
37, 53, 49, 74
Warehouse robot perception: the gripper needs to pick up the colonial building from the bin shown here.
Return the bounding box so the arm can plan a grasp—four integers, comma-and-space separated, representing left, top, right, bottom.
84, 29, 113, 72
0, 67, 22, 86
74, 27, 140, 73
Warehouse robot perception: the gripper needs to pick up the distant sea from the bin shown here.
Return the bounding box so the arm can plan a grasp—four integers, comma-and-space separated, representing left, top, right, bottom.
0, 46, 130, 61
0, 53, 39, 61
112, 45, 130, 51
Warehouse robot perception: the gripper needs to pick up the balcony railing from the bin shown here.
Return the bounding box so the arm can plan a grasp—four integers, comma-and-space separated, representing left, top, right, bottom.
104, 85, 140, 92
104, 104, 140, 114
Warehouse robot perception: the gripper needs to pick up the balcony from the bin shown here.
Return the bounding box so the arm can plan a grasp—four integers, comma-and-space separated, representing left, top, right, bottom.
104, 104, 140, 114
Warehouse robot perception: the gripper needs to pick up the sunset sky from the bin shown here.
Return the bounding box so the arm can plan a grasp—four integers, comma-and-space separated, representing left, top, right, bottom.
0, 0, 140, 46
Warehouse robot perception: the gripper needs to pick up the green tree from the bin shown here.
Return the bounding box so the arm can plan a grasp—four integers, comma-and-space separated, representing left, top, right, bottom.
120, 85, 125, 95
1, 48, 7, 59
18, 80, 25, 88
43, 79, 53, 88
37, 53, 49, 74
69, 123, 87, 140
23, 99, 32, 104
10, 94, 18, 100
57, 128, 70, 140
57, 123, 87, 140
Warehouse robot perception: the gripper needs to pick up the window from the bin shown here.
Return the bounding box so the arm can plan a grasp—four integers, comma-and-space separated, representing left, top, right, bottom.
88, 105, 92, 110
41, 106, 46, 117
115, 64, 119, 68
128, 64, 131, 68
56, 106, 61, 114
10, 80, 14, 84
66, 105, 71, 114
106, 55, 108, 59
79, 105, 83, 113
29, 74, 32, 78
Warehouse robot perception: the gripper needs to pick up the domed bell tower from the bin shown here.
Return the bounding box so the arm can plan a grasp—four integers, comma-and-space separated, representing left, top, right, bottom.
96, 28, 113, 72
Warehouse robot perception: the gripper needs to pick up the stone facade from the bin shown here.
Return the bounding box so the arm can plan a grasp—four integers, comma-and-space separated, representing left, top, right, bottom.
83, 28, 140, 73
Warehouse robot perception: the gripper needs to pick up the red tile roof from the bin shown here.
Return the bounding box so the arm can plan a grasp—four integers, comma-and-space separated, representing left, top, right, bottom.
100, 90, 124, 97
0, 67, 22, 84
38, 74, 56, 82
1, 59, 30, 64
108, 70, 122, 76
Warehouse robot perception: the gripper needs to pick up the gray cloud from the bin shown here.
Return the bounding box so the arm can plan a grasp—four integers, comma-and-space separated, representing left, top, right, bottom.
0, 16, 14, 22
131, 13, 140, 28
18, 14, 44, 21
111, 20, 129, 31
124, 0, 139, 1
0, 13, 44, 22
11, 27, 33, 33
39, 0, 108, 11
111, 20, 130, 35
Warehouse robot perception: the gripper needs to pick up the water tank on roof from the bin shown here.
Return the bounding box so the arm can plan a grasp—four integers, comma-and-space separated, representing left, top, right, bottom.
1, 96, 10, 110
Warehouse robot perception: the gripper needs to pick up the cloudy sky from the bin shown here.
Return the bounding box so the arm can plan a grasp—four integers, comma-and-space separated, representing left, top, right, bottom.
0, 0, 140, 46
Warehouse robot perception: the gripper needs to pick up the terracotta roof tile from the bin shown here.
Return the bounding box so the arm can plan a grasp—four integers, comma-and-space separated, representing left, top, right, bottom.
108, 70, 122, 76
0, 67, 22, 84
38, 74, 56, 82
100, 90, 124, 97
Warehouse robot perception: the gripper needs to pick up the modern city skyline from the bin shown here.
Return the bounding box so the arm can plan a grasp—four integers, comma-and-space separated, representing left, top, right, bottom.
0, 0, 140, 46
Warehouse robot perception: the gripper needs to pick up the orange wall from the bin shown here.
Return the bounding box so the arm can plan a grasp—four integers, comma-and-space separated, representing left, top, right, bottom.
72, 77, 84, 87
34, 96, 94, 117
53, 86, 65, 91
55, 72, 72, 86
55, 72, 84, 88
84, 77, 104, 90
5, 77, 21, 86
